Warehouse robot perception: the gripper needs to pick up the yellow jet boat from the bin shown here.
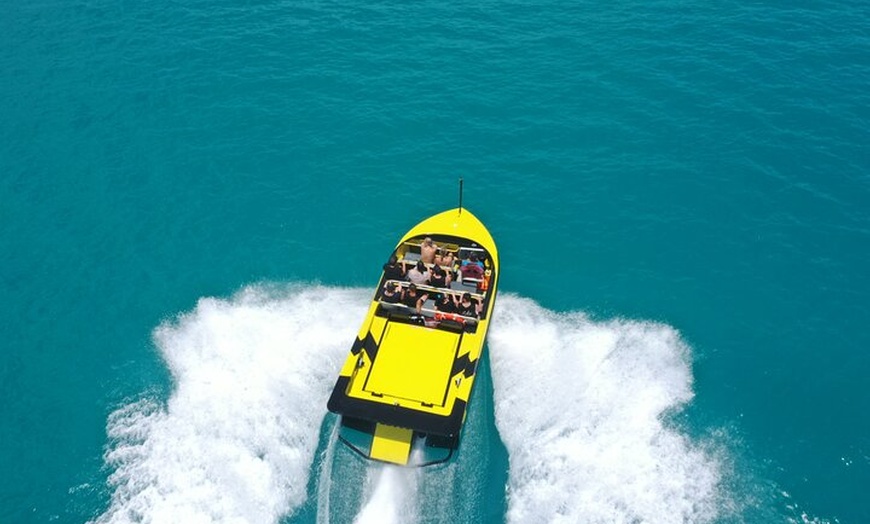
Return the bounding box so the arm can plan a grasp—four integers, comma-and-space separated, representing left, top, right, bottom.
327, 206, 498, 466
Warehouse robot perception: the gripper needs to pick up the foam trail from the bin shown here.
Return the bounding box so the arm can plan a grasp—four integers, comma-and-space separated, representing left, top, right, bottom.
489, 295, 728, 523
315, 419, 340, 524
94, 285, 368, 524
353, 464, 419, 524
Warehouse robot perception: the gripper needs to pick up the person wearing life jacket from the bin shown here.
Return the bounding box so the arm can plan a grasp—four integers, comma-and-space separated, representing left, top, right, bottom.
478, 269, 491, 292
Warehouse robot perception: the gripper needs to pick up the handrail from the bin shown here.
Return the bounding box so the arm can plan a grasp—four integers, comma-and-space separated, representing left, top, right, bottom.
385, 279, 483, 300
378, 300, 480, 323
399, 259, 456, 272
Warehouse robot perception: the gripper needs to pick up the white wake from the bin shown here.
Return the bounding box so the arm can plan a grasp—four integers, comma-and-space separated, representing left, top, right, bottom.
489, 294, 729, 523
95, 286, 731, 523
94, 285, 367, 524
352, 464, 420, 524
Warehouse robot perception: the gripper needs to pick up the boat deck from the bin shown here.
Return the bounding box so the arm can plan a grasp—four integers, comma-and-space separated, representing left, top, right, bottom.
364, 322, 459, 406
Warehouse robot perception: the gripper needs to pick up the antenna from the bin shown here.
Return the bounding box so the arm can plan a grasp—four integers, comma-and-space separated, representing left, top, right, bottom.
458, 177, 464, 215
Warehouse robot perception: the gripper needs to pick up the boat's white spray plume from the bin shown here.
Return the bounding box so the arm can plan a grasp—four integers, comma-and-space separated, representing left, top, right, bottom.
94, 285, 367, 524
489, 295, 729, 524
352, 464, 420, 524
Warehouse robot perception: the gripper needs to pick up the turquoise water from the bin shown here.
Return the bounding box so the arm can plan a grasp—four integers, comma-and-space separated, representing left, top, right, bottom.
2, 1, 868, 522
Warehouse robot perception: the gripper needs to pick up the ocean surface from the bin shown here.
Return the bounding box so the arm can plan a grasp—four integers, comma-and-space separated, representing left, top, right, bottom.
2, 1, 868, 522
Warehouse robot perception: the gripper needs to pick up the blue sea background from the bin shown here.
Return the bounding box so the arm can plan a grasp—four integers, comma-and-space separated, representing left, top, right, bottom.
2, 1, 868, 522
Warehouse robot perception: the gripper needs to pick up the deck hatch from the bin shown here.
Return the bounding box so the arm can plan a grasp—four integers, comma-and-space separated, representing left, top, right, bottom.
364, 322, 459, 406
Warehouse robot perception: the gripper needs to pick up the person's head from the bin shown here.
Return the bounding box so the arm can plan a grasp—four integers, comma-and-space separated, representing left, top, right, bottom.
462, 292, 472, 303
416, 261, 426, 272
423, 237, 433, 247
432, 264, 443, 276
469, 252, 478, 262
408, 284, 417, 294
386, 282, 396, 293
388, 255, 398, 265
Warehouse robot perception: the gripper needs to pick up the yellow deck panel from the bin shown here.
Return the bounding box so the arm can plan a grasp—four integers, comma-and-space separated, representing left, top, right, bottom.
370, 423, 413, 465
365, 323, 459, 406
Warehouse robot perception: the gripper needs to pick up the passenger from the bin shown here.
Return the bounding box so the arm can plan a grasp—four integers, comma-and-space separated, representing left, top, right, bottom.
401, 283, 429, 313
381, 282, 402, 304
478, 268, 492, 293
429, 264, 452, 288
382, 255, 406, 281
453, 292, 482, 318
460, 252, 484, 280
420, 237, 437, 264
435, 292, 457, 313
435, 249, 455, 268
406, 260, 431, 285
462, 251, 484, 269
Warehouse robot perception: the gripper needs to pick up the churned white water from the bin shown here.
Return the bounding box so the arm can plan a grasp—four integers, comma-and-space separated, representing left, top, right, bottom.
94, 285, 367, 524
95, 287, 731, 523
352, 464, 420, 524
488, 294, 728, 523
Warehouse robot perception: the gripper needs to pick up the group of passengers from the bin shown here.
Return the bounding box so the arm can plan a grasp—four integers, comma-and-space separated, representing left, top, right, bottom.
419, 237, 455, 267
381, 281, 482, 319
402, 260, 452, 287
435, 290, 482, 318
380, 237, 485, 319
381, 282, 430, 311
382, 238, 486, 286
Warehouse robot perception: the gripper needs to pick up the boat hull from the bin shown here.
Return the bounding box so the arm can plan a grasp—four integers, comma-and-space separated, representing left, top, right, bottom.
326, 208, 498, 466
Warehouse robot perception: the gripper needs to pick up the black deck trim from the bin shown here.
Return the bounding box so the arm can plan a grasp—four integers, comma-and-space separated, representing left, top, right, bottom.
328, 376, 468, 437
350, 332, 380, 361
336, 416, 456, 467
450, 353, 478, 379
